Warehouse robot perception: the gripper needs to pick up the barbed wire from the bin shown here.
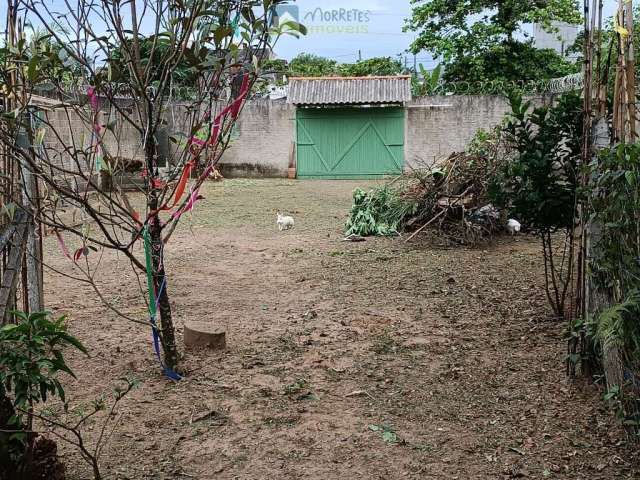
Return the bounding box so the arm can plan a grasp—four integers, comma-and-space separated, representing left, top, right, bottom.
424, 72, 584, 96
33, 71, 586, 104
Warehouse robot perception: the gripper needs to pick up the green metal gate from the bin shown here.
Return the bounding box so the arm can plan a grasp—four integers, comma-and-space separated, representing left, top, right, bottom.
296, 107, 405, 179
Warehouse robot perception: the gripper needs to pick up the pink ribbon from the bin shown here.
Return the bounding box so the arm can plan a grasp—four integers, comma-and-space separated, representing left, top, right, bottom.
87, 86, 99, 111
56, 231, 72, 260
171, 187, 202, 220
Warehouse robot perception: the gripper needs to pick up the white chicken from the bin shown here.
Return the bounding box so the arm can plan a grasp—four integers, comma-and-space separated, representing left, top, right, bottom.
506, 219, 522, 236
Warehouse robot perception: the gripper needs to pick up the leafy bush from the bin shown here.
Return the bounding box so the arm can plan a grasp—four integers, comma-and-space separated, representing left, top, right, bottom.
490, 92, 583, 233
338, 57, 403, 77
289, 53, 337, 77
490, 92, 583, 318
288, 53, 404, 78
441, 42, 580, 85
587, 143, 640, 368
0, 311, 86, 476
345, 186, 418, 237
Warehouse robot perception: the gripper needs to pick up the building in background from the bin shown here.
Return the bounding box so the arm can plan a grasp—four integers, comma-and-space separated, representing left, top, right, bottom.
532, 21, 580, 58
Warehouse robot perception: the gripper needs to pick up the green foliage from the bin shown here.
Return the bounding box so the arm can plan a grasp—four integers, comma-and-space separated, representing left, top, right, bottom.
585, 143, 640, 371
413, 63, 442, 95
289, 53, 337, 77
466, 125, 503, 158
368, 423, 400, 444
405, 0, 581, 84
0, 29, 82, 92
0, 311, 87, 425
441, 42, 580, 84
261, 58, 288, 74
406, 0, 581, 59
338, 57, 403, 77
109, 37, 199, 87
490, 92, 583, 233
590, 292, 640, 363
0, 311, 86, 473
589, 143, 640, 294
345, 186, 418, 237
289, 54, 404, 78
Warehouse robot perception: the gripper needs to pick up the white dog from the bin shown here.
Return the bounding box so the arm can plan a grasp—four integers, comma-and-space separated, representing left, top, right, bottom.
277, 212, 295, 231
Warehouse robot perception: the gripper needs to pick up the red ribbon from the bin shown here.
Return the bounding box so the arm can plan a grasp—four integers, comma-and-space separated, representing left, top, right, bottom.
87, 86, 99, 112
148, 74, 251, 223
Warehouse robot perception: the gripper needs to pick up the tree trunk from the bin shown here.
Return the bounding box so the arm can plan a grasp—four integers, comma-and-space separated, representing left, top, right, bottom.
149, 216, 179, 370
144, 126, 179, 371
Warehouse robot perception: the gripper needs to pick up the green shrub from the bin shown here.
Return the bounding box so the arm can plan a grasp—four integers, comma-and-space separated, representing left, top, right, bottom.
0, 311, 86, 473
489, 92, 583, 233
489, 92, 583, 318
587, 142, 640, 367
345, 186, 418, 237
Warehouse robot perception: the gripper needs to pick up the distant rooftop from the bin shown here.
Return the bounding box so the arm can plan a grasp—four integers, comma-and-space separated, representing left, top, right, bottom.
287, 76, 412, 106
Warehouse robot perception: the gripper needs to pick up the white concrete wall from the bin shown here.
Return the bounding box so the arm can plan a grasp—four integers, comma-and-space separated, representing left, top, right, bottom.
43, 95, 554, 178
219, 99, 295, 177
406, 96, 515, 168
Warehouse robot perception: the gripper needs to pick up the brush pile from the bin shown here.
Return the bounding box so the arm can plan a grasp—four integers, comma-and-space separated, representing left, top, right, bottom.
345, 128, 510, 244
403, 150, 506, 243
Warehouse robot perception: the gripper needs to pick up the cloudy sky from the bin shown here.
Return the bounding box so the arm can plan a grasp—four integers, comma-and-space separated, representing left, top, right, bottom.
274, 0, 418, 64
1, 0, 621, 65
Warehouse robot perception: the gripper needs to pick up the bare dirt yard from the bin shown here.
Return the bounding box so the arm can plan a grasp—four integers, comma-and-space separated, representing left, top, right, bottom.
43, 179, 639, 480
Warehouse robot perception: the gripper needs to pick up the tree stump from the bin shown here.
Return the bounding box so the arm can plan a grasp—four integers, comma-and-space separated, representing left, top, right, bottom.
183, 322, 226, 350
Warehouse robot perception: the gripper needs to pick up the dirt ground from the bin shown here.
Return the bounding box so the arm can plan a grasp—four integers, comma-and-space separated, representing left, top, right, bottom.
42, 179, 639, 480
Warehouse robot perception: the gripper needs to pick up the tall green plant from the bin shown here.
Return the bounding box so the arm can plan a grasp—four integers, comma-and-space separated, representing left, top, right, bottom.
586, 143, 640, 369
0, 311, 86, 474
413, 63, 442, 96
490, 92, 583, 318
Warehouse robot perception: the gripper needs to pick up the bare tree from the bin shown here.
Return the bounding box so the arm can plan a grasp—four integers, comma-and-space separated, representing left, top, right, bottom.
0, 0, 304, 372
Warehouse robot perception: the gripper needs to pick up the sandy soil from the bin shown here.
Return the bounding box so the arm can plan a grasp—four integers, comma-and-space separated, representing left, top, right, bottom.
42, 179, 639, 480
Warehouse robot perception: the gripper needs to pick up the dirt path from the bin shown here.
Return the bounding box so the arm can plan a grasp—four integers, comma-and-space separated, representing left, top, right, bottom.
43, 179, 638, 479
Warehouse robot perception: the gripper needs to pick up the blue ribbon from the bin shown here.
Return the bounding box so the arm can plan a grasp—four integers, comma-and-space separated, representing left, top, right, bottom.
150, 276, 182, 381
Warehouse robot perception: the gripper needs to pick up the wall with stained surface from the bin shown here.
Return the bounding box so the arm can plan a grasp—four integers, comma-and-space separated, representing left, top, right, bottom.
42, 95, 553, 179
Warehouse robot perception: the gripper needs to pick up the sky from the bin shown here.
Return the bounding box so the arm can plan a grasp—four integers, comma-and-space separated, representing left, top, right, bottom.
272, 0, 620, 64
273, 0, 419, 64
0, 0, 621, 66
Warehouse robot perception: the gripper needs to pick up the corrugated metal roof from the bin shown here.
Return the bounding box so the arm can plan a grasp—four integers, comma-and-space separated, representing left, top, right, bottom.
287, 76, 412, 105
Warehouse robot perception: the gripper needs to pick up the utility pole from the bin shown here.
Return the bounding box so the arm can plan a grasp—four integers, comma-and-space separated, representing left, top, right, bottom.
358, 49, 362, 61
413, 54, 417, 73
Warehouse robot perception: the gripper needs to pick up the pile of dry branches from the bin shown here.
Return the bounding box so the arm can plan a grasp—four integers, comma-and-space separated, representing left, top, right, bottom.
400, 149, 508, 244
